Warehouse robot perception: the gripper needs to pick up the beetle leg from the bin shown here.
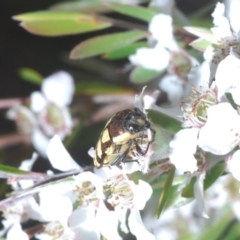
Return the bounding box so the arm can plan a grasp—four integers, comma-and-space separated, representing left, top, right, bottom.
134, 128, 155, 156
110, 147, 131, 166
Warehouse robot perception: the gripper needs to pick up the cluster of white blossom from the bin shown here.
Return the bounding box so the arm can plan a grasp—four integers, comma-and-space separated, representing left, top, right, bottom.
0, 135, 155, 240
7, 71, 74, 157
3, 0, 240, 239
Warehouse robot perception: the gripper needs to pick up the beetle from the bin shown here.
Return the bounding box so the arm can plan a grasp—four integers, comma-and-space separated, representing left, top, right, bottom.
93, 107, 155, 168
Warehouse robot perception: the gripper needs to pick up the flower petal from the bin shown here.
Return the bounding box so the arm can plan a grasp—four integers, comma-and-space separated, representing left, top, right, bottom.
211, 2, 231, 39
149, 14, 178, 50
215, 53, 240, 105
96, 201, 122, 240
129, 45, 170, 71
47, 135, 81, 171
7, 223, 29, 240
229, 0, 240, 33
199, 103, 240, 155
31, 129, 50, 158
30, 91, 47, 113
42, 71, 74, 107
68, 207, 100, 240
128, 209, 155, 240
227, 150, 240, 182
159, 75, 186, 106
169, 128, 199, 173
131, 180, 152, 210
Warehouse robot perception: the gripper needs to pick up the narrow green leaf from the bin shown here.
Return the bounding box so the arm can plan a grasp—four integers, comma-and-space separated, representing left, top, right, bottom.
190, 19, 213, 28
198, 211, 234, 240
225, 221, 240, 240
147, 109, 182, 133
152, 175, 185, 189
130, 66, 161, 84
13, 11, 111, 36
189, 38, 211, 52
173, 9, 190, 27
50, 1, 109, 13
75, 81, 133, 95
184, 26, 218, 44
18, 67, 43, 85
157, 166, 175, 218
70, 30, 147, 59
181, 162, 226, 198
151, 127, 171, 161
226, 92, 239, 109
103, 41, 148, 60
107, 3, 157, 22
0, 163, 46, 180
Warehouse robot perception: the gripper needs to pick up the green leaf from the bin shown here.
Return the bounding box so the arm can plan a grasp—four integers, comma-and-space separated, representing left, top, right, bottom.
130, 66, 161, 84
18, 67, 43, 85
189, 38, 211, 52
226, 92, 239, 109
13, 11, 111, 36
75, 81, 133, 95
198, 211, 234, 240
103, 41, 148, 60
0, 163, 46, 180
190, 19, 213, 28
70, 30, 147, 59
157, 166, 175, 218
147, 109, 182, 133
151, 127, 171, 161
225, 221, 240, 240
107, 3, 157, 22
184, 26, 218, 44
173, 9, 190, 27
181, 162, 226, 198
50, 1, 109, 13
152, 175, 185, 189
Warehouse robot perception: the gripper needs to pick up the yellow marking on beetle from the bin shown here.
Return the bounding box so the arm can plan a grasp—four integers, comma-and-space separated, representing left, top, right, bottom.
137, 119, 145, 125
105, 145, 115, 155
96, 141, 102, 158
101, 129, 111, 143
112, 132, 133, 144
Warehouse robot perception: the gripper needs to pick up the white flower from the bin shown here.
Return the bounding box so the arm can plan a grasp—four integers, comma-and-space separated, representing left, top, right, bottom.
159, 75, 189, 107
215, 53, 240, 105
227, 150, 240, 182
169, 128, 199, 173
6, 223, 29, 240
226, 0, 240, 33
203, 2, 239, 82
129, 44, 170, 71
47, 135, 82, 171
30, 71, 74, 139
211, 2, 232, 39
6, 105, 37, 134
149, 14, 178, 50
128, 209, 155, 240
47, 135, 154, 240
11, 153, 38, 190
198, 103, 240, 155
129, 14, 178, 72
7, 71, 75, 158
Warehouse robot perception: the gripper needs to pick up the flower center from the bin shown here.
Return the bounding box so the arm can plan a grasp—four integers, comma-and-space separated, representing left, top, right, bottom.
104, 174, 134, 209
43, 221, 74, 240
169, 51, 192, 80
181, 87, 218, 128
45, 103, 65, 130
73, 181, 98, 207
